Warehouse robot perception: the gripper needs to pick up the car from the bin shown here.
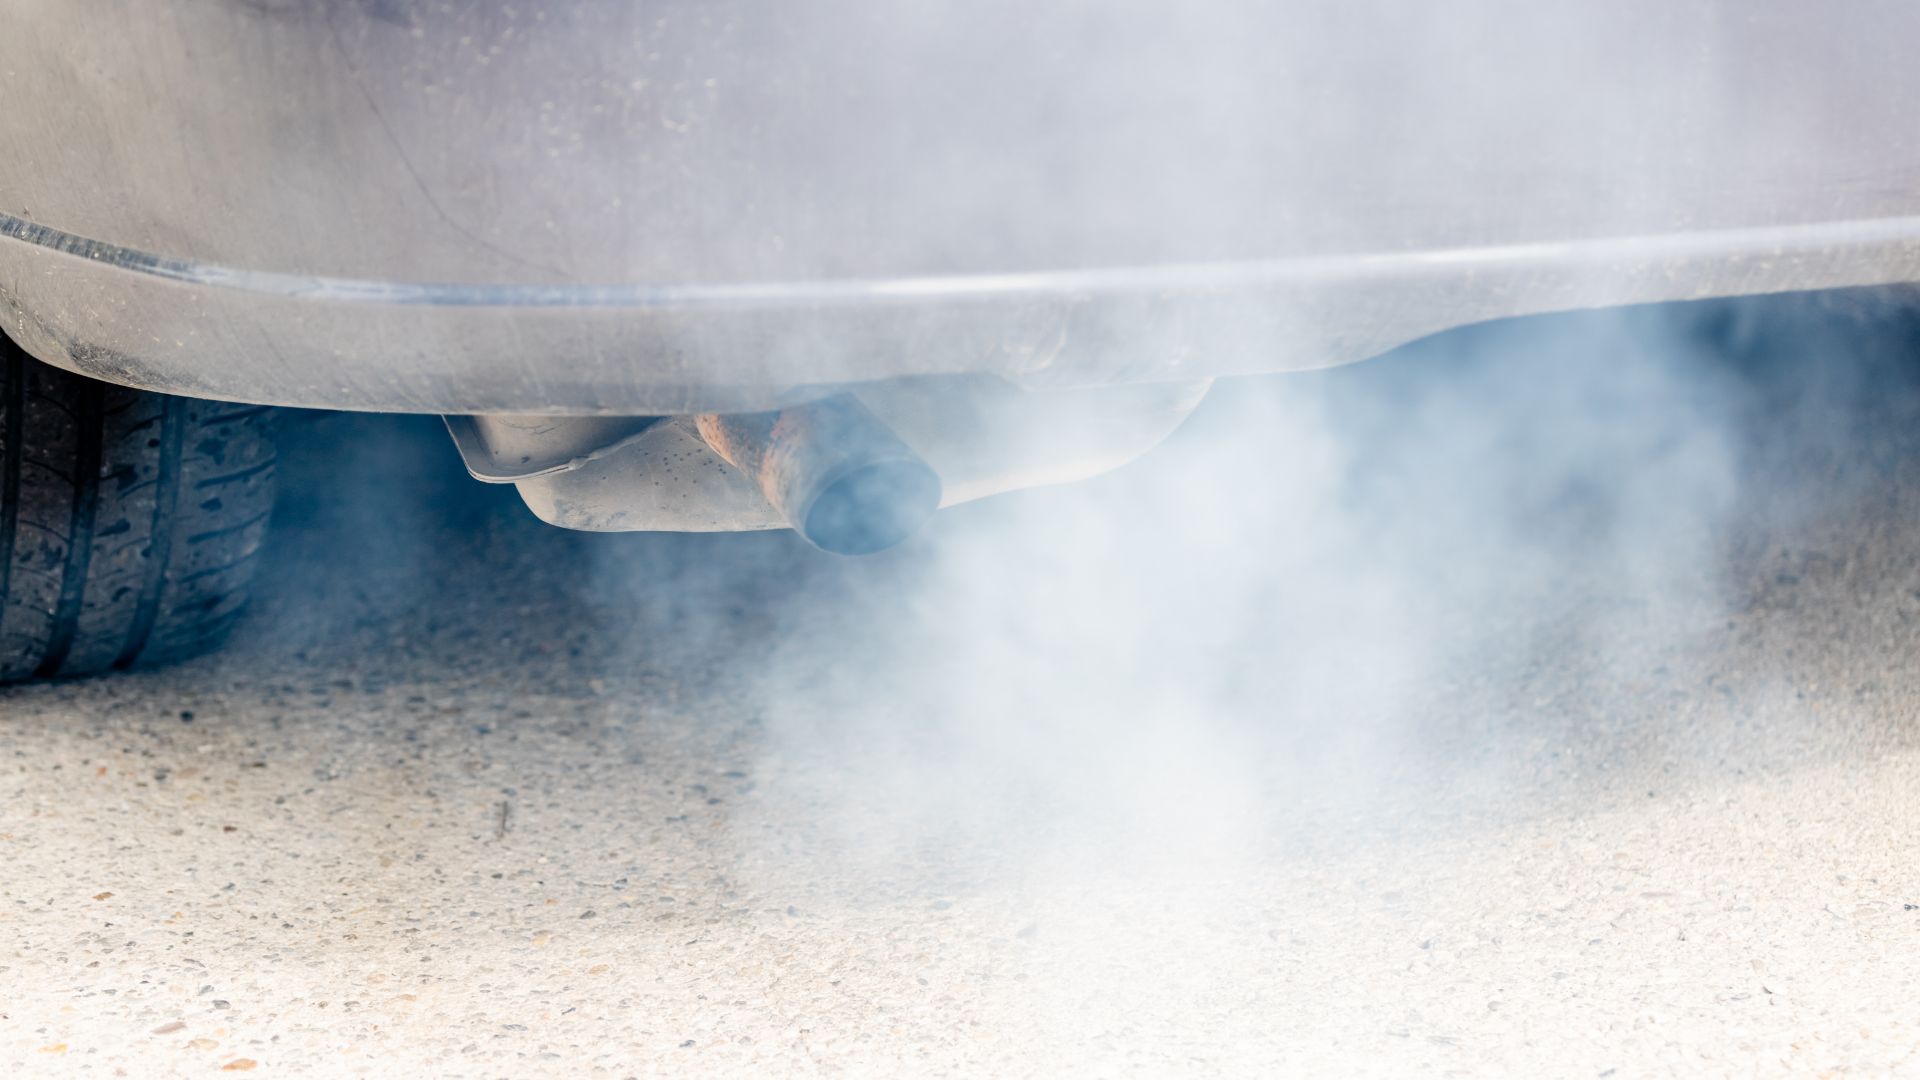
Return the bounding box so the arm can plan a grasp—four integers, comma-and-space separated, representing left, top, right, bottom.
2, 0, 1917, 679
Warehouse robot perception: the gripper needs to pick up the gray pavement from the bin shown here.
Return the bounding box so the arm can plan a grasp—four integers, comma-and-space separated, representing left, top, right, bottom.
7, 295, 1920, 1077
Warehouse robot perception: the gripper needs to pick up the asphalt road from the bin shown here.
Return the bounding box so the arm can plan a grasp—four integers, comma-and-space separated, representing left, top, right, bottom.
7, 293, 1920, 1078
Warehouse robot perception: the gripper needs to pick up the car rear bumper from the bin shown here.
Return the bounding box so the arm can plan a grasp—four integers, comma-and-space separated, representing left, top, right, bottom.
6, 211, 1920, 413
4, 0, 1920, 413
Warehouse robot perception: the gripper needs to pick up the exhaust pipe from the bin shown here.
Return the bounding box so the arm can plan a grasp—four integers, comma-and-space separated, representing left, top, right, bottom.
694, 394, 941, 555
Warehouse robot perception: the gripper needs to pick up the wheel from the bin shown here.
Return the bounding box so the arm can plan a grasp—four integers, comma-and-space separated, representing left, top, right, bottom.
0, 333, 277, 681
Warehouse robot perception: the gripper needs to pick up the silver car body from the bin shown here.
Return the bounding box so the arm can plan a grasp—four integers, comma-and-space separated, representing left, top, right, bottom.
3, 1, 1917, 532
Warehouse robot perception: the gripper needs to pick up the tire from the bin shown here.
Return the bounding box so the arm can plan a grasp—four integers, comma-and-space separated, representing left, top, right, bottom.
0, 333, 277, 681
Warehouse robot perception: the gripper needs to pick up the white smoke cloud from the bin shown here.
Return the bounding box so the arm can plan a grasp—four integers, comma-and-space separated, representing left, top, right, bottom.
692, 299, 1796, 895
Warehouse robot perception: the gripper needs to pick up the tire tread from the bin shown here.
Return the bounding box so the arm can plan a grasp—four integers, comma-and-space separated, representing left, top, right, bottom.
0, 336, 276, 678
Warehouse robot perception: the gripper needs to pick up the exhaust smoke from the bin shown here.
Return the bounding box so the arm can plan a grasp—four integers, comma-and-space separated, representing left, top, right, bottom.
703, 293, 1906, 880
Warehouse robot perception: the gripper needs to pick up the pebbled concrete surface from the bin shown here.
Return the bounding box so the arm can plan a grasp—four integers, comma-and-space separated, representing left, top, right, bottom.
7, 295, 1920, 1077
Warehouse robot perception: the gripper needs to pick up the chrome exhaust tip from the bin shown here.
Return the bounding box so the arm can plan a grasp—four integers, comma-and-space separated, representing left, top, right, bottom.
695, 395, 941, 554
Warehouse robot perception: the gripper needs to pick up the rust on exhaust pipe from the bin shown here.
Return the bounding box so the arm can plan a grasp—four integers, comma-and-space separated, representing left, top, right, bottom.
694, 394, 941, 554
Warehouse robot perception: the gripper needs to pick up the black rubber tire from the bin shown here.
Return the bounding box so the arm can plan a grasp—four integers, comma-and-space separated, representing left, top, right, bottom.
0, 334, 277, 681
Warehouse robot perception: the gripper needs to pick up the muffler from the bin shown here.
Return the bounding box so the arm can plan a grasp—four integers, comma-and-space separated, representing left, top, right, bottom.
694, 395, 941, 554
